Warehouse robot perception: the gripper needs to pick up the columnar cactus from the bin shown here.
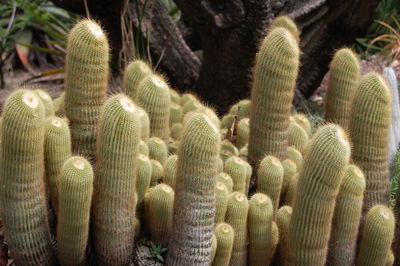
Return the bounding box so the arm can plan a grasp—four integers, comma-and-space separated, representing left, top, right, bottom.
269, 15, 299, 40
287, 124, 351, 266
356, 205, 395, 266
171, 123, 183, 140
138, 140, 149, 156
248, 193, 273, 266
170, 103, 183, 126
224, 156, 250, 194
325, 48, 360, 130
327, 164, 365, 266
137, 106, 150, 141
283, 174, 298, 206
137, 74, 171, 140
150, 159, 164, 186
268, 222, 280, 263
217, 172, 234, 193
122, 59, 153, 100
92, 94, 140, 265
288, 120, 309, 154
0, 89, 55, 265
57, 156, 93, 266
281, 159, 297, 198
292, 114, 312, 136
225, 192, 249, 266
147, 137, 168, 165
44, 116, 72, 212
236, 118, 250, 149
136, 154, 152, 213
215, 182, 229, 223
144, 183, 174, 246
287, 146, 303, 170
350, 72, 391, 210
64, 19, 109, 162
166, 113, 220, 265
276, 206, 293, 265
248, 27, 299, 166
213, 223, 234, 266
34, 89, 55, 117
256, 155, 283, 213
164, 155, 178, 188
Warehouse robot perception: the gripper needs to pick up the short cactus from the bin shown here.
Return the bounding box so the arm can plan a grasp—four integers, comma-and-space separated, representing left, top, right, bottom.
248, 193, 273, 266
248, 27, 299, 165
137, 106, 150, 141
325, 48, 360, 130
0, 89, 55, 265
138, 140, 149, 156
136, 74, 171, 141
171, 123, 183, 140
283, 173, 298, 206
236, 118, 249, 149
166, 113, 220, 265
170, 103, 183, 126
122, 59, 153, 100
170, 89, 181, 104
136, 154, 152, 213
34, 89, 55, 116
225, 192, 249, 266
215, 182, 229, 223
92, 94, 140, 265
288, 120, 309, 154
276, 206, 292, 265
287, 146, 303, 170
163, 154, 177, 188
217, 172, 234, 193
269, 15, 299, 40
44, 116, 72, 212
268, 221, 280, 263
281, 159, 297, 199
356, 205, 395, 266
213, 223, 234, 266
57, 156, 93, 266
292, 114, 312, 136
287, 124, 351, 266
150, 159, 164, 186
224, 156, 249, 194
350, 72, 392, 210
147, 137, 168, 165
64, 19, 109, 162
327, 164, 365, 266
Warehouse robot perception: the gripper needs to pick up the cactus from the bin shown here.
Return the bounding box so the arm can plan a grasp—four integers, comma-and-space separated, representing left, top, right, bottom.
229, 99, 251, 119
211, 234, 218, 262
136, 154, 152, 213
225, 192, 249, 266
144, 183, 174, 246
180, 93, 198, 106
136, 74, 171, 140
54, 92, 65, 117
166, 113, 220, 265
248, 27, 299, 166
281, 159, 297, 198
150, 159, 164, 186
350, 72, 391, 210
288, 120, 309, 154
248, 193, 273, 266
325, 48, 360, 130
221, 114, 235, 129
221, 140, 239, 158
164, 154, 177, 188
327, 164, 365, 266
34, 89, 55, 116
268, 221, 280, 263
292, 114, 312, 136
236, 118, 249, 149
137, 106, 150, 141
239, 146, 248, 159
212, 223, 234, 266
386, 250, 394, 266
0, 89, 55, 265
170, 89, 181, 104
92, 94, 140, 265
138, 140, 149, 156
269, 15, 299, 40
287, 146, 303, 170
122, 59, 152, 100
44, 116, 72, 212
57, 156, 93, 266
168, 140, 180, 155
224, 156, 249, 194
170, 103, 183, 126
171, 123, 183, 140
356, 205, 395, 266
276, 206, 292, 266
147, 137, 168, 165
64, 19, 109, 162
183, 99, 203, 114
215, 182, 229, 223
256, 155, 283, 213
287, 124, 351, 266
283, 173, 298, 206
217, 172, 234, 193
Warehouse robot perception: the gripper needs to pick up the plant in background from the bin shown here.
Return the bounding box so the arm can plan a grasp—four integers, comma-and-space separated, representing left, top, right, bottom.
390, 151, 400, 208
148, 241, 168, 263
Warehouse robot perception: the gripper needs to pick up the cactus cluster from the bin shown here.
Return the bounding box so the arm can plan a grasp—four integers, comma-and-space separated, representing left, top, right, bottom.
0, 16, 397, 266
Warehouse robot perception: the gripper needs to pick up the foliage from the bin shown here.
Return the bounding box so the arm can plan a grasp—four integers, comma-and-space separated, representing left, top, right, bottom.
148, 241, 167, 263
390, 151, 400, 208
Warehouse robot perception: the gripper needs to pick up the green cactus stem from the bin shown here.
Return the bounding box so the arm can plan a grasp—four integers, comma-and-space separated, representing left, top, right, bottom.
215, 182, 229, 223
122, 59, 152, 100
212, 223, 234, 266
147, 137, 168, 165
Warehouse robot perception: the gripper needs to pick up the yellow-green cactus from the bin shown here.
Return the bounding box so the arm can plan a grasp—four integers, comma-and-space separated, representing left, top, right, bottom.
150, 159, 164, 186
34, 89, 55, 117
288, 120, 309, 154
236, 118, 249, 149
276, 206, 292, 266
217, 172, 234, 193
122, 59, 153, 100
287, 146, 303, 170
224, 156, 249, 194
212, 223, 234, 266
147, 137, 168, 165
215, 182, 229, 223
136, 154, 152, 213
163, 154, 177, 188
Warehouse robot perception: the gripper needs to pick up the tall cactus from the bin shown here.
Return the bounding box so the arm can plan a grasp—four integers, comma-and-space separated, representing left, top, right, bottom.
136, 74, 171, 140
122, 59, 152, 100
325, 48, 360, 130
327, 164, 365, 266
356, 205, 395, 266
166, 113, 220, 265
44, 116, 71, 212
350, 72, 391, 210
0, 89, 55, 265
64, 19, 109, 162
248, 27, 299, 166
213, 223, 234, 266
287, 124, 351, 266
248, 193, 273, 266
57, 156, 93, 266
92, 94, 140, 265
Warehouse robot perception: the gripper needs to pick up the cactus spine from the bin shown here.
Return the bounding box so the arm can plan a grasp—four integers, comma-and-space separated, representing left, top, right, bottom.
248, 27, 299, 165
64, 19, 109, 162
44, 116, 71, 212
136, 74, 171, 140
350, 72, 392, 210
287, 124, 351, 266
213, 223, 234, 266
144, 183, 174, 246
325, 48, 360, 130
225, 192, 249, 266
166, 113, 220, 265
92, 95, 140, 265
327, 164, 365, 266
57, 156, 93, 266
248, 193, 274, 266
256, 155, 283, 213
122, 59, 152, 100
356, 205, 395, 266
0, 89, 55, 265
